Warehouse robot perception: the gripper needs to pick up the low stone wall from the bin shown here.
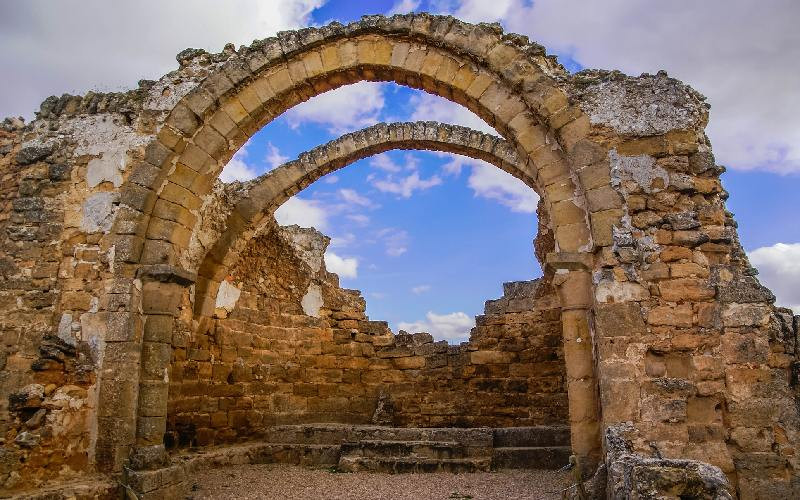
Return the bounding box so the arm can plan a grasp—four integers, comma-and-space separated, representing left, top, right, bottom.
166, 223, 567, 448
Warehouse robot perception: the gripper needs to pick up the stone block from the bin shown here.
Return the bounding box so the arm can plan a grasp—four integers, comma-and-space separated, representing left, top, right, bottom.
659, 278, 715, 302
595, 303, 646, 337
647, 304, 693, 327
138, 381, 169, 417
393, 356, 426, 369
142, 282, 184, 315
470, 351, 515, 364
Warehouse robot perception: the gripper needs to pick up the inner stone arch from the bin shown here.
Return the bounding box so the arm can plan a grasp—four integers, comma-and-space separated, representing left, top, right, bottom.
189, 121, 538, 318
163, 120, 571, 468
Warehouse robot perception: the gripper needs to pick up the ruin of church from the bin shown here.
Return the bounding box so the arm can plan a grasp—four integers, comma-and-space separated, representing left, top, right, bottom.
0, 13, 798, 499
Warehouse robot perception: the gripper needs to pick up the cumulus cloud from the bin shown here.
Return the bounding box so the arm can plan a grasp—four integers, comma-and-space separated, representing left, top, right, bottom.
285, 82, 386, 133
220, 144, 258, 182
346, 214, 370, 226
370, 153, 413, 173
221, 140, 289, 181
376, 228, 410, 257
411, 285, 431, 294
324, 251, 358, 279
748, 242, 800, 313
467, 162, 539, 213
274, 196, 328, 231
388, 0, 421, 15
409, 93, 496, 135
440, 0, 516, 22
0, 0, 324, 119
398, 311, 475, 343
440, 0, 800, 173
339, 188, 375, 207
265, 142, 289, 170
329, 232, 356, 248
372, 171, 442, 198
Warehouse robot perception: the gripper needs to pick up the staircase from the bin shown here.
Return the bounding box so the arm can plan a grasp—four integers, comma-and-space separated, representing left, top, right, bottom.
491, 426, 572, 470
228, 424, 571, 472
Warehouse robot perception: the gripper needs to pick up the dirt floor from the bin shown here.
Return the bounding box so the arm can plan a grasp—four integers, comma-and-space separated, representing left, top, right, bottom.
188, 464, 574, 500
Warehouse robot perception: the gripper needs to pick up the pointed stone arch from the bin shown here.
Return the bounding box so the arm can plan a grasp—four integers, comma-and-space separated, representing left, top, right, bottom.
191, 121, 536, 316
107, 13, 608, 478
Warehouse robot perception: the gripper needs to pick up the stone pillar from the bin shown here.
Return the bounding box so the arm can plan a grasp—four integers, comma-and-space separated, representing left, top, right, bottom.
94, 277, 144, 472
128, 265, 194, 472
548, 253, 603, 474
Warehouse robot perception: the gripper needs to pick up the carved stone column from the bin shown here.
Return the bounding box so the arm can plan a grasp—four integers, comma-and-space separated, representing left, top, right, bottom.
128, 265, 195, 471
547, 252, 603, 473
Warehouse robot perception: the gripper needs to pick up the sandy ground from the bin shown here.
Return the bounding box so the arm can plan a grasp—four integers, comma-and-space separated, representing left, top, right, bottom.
188, 464, 573, 500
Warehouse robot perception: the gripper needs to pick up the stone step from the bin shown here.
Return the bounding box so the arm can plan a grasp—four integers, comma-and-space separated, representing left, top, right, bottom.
337, 456, 492, 473
263, 424, 493, 447
339, 440, 480, 460
248, 443, 341, 466
492, 426, 571, 448
491, 446, 572, 470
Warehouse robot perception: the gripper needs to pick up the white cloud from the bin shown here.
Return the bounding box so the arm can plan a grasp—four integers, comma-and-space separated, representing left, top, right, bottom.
220, 144, 258, 182
330, 232, 356, 248
441, 0, 800, 173
323, 175, 340, 184
409, 93, 496, 135
265, 142, 289, 170
324, 251, 358, 279
285, 82, 386, 134
438, 152, 475, 176
387, 0, 421, 15
411, 285, 431, 294
346, 214, 370, 226
376, 228, 409, 257
274, 196, 328, 231
398, 311, 475, 343
748, 242, 800, 313
467, 161, 539, 213
446, 0, 516, 22
339, 188, 374, 207
373, 171, 442, 198
371, 153, 404, 173
1, 0, 324, 119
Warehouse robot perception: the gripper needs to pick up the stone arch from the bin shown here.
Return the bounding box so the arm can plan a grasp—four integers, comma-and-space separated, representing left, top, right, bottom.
108, 14, 607, 476
4, 11, 797, 498
191, 121, 536, 317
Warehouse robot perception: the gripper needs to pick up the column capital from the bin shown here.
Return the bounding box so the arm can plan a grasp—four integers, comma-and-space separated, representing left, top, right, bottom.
137, 264, 197, 287
545, 251, 593, 273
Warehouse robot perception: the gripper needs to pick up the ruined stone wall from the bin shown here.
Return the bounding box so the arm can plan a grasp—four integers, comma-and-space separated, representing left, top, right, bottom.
0, 116, 101, 489
0, 13, 798, 499
569, 70, 800, 497
166, 221, 567, 448
0, 52, 230, 492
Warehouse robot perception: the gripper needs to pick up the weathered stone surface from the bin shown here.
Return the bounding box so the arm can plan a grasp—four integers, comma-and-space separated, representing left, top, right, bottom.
0, 11, 797, 499
568, 70, 708, 136
167, 223, 568, 448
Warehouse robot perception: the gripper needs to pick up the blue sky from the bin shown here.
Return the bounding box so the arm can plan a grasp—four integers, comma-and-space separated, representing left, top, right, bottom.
224, 81, 541, 341
2, 0, 799, 340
